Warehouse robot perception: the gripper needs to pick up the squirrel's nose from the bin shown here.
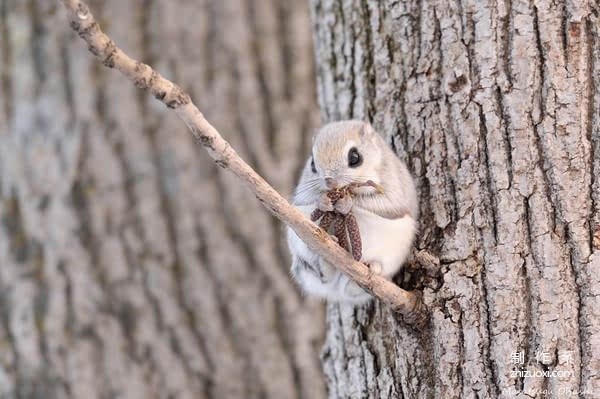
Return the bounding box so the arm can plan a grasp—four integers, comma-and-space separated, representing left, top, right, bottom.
324, 177, 336, 188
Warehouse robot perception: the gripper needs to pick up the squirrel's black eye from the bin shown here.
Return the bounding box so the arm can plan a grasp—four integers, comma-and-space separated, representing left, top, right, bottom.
348, 147, 362, 168
310, 157, 317, 173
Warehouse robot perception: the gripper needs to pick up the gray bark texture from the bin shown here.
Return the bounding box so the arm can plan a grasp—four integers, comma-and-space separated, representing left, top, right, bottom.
311, 0, 600, 398
0, 1, 327, 398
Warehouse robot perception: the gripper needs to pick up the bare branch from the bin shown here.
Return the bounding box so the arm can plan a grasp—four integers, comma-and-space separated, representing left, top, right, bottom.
58, 0, 426, 325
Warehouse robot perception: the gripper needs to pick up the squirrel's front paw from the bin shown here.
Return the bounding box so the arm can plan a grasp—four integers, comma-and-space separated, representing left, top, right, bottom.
317, 193, 334, 212
364, 261, 383, 275
334, 195, 353, 215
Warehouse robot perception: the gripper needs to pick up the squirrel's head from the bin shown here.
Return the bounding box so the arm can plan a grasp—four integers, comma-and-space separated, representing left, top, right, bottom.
309, 120, 384, 194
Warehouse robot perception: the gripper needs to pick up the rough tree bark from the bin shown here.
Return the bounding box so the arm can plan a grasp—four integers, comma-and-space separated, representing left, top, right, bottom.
312, 0, 599, 398
0, 1, 327, 398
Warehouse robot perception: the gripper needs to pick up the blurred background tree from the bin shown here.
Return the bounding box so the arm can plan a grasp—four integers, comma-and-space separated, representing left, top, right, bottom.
0, 1, 325, 398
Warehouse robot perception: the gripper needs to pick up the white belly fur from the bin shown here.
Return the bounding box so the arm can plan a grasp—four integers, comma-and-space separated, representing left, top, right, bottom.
352, 207, 416, 278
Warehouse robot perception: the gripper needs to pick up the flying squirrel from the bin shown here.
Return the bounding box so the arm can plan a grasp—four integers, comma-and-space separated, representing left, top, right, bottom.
287, 120, 418, 304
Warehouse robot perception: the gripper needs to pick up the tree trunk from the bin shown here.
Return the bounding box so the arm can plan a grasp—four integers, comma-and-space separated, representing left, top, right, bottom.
311, 0, 599, 397
0, 1, 326, 398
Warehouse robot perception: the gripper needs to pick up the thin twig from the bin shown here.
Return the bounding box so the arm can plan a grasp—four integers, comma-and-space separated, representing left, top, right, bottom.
58, 0, 427, 326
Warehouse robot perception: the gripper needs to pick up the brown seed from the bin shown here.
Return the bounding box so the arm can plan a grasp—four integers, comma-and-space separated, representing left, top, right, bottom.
311, 208, 324, 222
327, 189, 343, 202
319, 212, 335, 232
346, 213, 362, 261
313, 182, 371, 258
334, 214, 349, 252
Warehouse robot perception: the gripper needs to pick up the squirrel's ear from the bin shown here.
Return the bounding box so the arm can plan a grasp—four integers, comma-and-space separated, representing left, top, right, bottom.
359, 122, 375, 138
